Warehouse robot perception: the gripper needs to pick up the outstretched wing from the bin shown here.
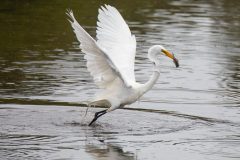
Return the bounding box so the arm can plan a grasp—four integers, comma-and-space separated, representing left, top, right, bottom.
96, 5, 136, 84
66, 10, 131, 88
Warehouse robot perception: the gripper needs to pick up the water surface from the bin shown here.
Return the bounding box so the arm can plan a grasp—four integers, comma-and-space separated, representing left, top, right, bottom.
0, 0, 239, 159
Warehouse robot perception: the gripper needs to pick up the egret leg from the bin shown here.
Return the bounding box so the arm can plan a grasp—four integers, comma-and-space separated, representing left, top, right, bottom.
89, 109, 107, 126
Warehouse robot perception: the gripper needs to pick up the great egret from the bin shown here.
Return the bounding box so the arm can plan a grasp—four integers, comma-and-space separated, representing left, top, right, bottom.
66, 5, 179, 126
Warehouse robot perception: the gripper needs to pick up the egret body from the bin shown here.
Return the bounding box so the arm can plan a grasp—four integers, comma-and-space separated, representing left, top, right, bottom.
66, 5, 179, 126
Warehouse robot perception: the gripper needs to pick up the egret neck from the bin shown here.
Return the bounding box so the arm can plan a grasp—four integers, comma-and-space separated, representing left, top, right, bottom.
142, 63, 160, 94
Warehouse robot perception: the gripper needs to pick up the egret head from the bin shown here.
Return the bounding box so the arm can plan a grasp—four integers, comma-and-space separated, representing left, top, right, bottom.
148, 45, 179, 67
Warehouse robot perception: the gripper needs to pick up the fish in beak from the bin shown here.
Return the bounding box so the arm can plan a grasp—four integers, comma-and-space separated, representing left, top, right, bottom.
162, 49, 179, 68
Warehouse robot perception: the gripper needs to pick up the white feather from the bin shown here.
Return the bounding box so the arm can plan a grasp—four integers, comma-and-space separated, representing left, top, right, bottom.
67, 5, 136, 88
96, 5, 136, 85
66, 8, 134, 88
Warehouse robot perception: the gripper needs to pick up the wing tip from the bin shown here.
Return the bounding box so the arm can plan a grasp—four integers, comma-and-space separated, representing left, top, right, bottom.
99, 4, 116, 13
66, 8, 75, 22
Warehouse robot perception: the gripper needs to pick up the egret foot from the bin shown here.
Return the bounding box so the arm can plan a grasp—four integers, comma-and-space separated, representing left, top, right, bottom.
89, 109, 107, 126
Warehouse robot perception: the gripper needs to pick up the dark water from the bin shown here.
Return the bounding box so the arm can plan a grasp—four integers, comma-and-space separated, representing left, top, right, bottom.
0, 0, 240, 159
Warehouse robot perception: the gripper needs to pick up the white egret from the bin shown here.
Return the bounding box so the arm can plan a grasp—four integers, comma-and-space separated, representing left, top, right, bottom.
66, 5, 179, 126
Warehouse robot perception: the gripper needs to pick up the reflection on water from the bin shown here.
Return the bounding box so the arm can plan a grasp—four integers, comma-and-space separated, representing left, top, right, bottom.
0, 0, 240, 159
1, 104, 239, 160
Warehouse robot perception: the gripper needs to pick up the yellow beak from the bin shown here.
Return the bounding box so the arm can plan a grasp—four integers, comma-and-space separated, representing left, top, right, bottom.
162, 49, 179, 68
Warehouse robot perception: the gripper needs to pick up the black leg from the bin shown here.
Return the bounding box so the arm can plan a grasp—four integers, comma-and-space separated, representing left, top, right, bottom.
89, 109, 107, 126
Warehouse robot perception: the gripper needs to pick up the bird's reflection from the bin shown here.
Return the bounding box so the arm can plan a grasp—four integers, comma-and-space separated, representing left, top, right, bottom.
81, 121, 135, 160
85, 142, 134, 160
